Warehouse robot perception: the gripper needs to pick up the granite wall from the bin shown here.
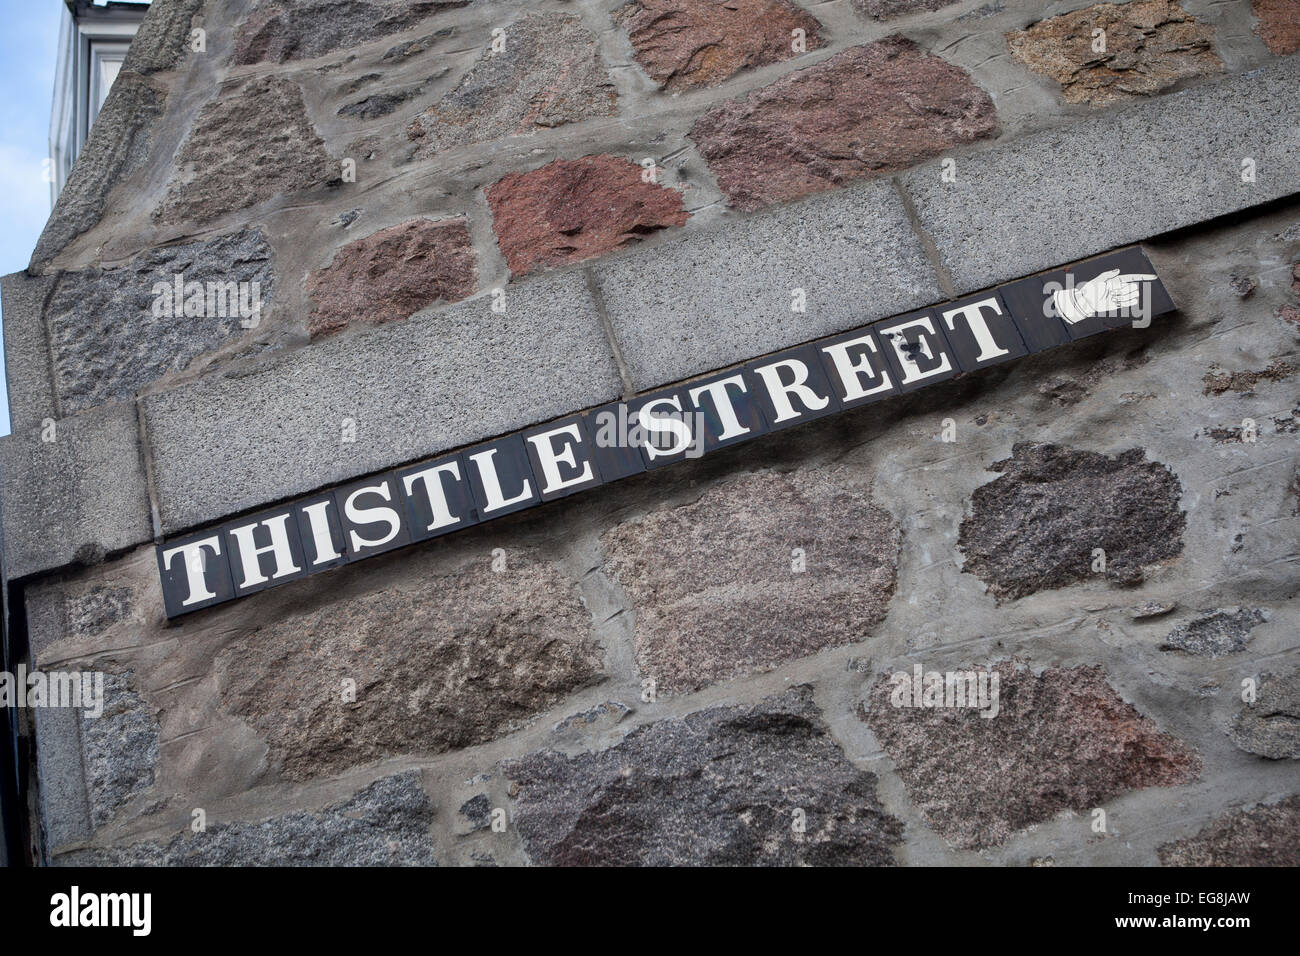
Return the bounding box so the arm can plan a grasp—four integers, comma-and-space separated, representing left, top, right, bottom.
2, 0, 1298, 865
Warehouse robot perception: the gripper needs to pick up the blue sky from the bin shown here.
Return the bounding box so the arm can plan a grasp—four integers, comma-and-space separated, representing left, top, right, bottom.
0, 0, 64, 436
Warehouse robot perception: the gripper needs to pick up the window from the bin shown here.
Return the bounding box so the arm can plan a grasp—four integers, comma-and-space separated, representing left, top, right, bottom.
49, 1, 151, 203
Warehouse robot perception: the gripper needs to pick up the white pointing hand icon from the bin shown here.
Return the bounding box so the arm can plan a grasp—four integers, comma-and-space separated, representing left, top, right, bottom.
1053, 268, 1157, 324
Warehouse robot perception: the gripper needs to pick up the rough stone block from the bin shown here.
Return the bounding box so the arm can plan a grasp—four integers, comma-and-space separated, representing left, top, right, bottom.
0, 403, 152, 580
142, 269, 622, 533
57, 772, 437, 865
1253, 0, 1300, 54
81, 672, 159, 828
690, 38, 998, 211
1159, 607, 1267, 657
1229, 668, 1300, 759
32, 704, 93, 852
504, 687, 904, 865
234, 0, 468, 64
487, 155, 690, 277
215, 551, 601, 779
1159, 795, 1300, 866
593, 176, 943, 392
31, 74, 164, 270
1006, 1, 1221, 107
900, 58, 1300, 292
957, 443, 1186, 601
306, 218, 475, 338
407, 12, 617, 158
861, 662, 1200, 849
851, 0, 961, 18
156, 76, 337, 225
46, 229, 277, 414
602, 470, 899, 694
122, 0, 204, 74
615, 0, 824, 91
25, 578, 135, 663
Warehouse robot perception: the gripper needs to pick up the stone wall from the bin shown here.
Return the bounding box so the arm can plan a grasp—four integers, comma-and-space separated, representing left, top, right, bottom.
2, 0, 1299, 865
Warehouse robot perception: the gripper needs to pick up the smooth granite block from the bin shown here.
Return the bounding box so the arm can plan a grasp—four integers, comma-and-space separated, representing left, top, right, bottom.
0, 271, 58, 430
33, 704, 93, 851
900, 59, 1300, 293
0, 403, 153, 580
593, 177, 944, 392
142, 270, 622, 534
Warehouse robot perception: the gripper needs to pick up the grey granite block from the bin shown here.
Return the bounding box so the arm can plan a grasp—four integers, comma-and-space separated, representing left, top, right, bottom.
1, 271, 58, 430
142, 270, 622, 533
33, 704, 92, 853
592, 177, 944, 392
0, 403, 153, 579
901, 60, 1300, 293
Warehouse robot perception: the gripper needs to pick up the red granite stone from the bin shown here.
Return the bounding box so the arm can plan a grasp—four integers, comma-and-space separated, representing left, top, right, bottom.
1253, 0, 1300, 55
862, 661, 1200, 849
306, 218, 476, 338
615, 0, 824, 91
487, 154, 690, 276
689, 37, 998, 211
1160, 795, 1300, 865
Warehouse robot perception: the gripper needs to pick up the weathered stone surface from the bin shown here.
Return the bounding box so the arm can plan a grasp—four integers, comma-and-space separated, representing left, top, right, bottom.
615, 0, 823, 91
0, 404, 152, 580
1006, 1, 1221, 107
45, 229, 275, 413
1203, 360, 1296, 394
59, 773, 437, 866
1229, 273, 1257, 298
382, 29, 454, 62
67, 586, 134, 639
306, 218, 475, 337
122, 0, 204, 74
487, 155, 690, 277
957, 443, 1186, 601
603, 471, 899, 694
156, 77, 336, 225
690, 38, 997, 211
338, 79, 437, 120
851, 0, 961, 18
81, 672, 159, 828
553, 700, 631, 733
32, 74, 163, 269
1132, 600, 1176, 619
505, 687, 904, 865
407, 13, 617, 158
1229, 669, 1300, 759
1160, 608, 1266, 657
233, 0, 468, 65
862, 662, 1200, 849
1159, 795, 1300, 866
216, 553, 601, 780
458, 794, 491, 833
1253, 0, 1300, 55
